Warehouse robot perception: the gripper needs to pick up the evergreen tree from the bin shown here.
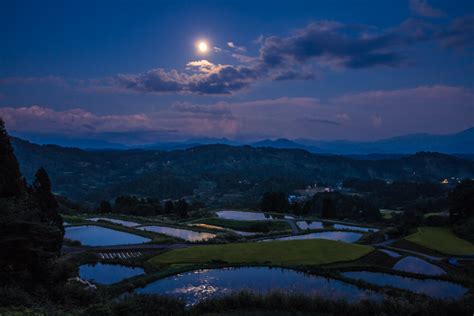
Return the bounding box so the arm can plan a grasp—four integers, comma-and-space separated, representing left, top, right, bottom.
321, 197, 336, 218
32, 167, 64, 236
98, 200, 112, 214
175, 199, 189, 218
164, 200, 174, 213
0, 122, 64, 286
449, 180, 474, 221
0, 118, 25, 198
260, 192, 289, 213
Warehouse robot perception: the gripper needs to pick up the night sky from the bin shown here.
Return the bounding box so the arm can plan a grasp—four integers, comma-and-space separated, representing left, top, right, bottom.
1, 0, 473, 145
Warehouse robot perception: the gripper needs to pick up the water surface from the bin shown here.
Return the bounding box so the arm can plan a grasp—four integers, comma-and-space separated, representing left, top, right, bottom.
138, 226, 215, 242
393, 256, 445, 275
137, 267, 382, 306
216, 210, 273, 221
65, 225, 150, 246
88, 217, 141, 227
296, 221, 378, 233
296, 221, 324, 230
79, 263, 144, 285
265, 231, 362, 243
342, 271, 466, 299
189, 223, 255, 236
333, 224, 379, 233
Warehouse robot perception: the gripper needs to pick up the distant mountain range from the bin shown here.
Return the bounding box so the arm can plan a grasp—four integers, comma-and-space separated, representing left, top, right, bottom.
11, 137, 474, 204
12, 127, 474, 154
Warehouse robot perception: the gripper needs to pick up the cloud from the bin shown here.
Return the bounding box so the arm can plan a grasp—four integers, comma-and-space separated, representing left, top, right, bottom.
371, 115, 383, 127
330, 85, 474, 137
171, 101, 233, 118
332, 85, 474, 106
4, 15, 473, 96
258, 21, 406, 71
227, 41, 246, 52
2, 86, 472, 142
410, 0, 446, 18
114, 64, 259, 95
436, 15, 474, 48
89, 18, 461, 95
299, 117, 341, 126
0, 105, 175, 143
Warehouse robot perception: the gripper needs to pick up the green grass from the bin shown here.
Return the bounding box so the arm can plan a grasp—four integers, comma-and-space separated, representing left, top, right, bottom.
196, 217, 291, 233
405, 227, 474, 256
148, 239, 373, 266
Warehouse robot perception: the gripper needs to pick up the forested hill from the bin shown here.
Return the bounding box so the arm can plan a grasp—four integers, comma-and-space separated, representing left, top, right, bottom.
11, 137, 474, 204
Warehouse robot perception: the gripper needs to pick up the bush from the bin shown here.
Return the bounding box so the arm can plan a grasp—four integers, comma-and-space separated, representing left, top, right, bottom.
83, 294, 185, 316
0, 286, 35, 308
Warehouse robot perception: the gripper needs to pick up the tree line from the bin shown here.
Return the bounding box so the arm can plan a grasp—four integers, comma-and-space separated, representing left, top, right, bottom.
96, 195, 205, 218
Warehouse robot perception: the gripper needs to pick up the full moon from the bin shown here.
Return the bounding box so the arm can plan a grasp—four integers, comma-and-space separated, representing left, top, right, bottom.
198, 41, 208, 53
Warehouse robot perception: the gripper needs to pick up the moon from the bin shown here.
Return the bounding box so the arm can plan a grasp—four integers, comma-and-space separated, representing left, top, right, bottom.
197, 41, 208, 53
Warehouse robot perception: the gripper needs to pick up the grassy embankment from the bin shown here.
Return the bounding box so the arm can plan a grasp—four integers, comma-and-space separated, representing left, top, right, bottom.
405, 227, 474, 256
195, 217, 291, 233
149, 239, 373, 266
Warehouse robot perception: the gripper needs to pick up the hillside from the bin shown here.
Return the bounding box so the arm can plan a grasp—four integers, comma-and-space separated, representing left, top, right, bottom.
11, 137, 474, 204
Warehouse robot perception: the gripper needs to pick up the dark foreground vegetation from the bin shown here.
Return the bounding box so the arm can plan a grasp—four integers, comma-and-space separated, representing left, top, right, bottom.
2, 290, 473, 316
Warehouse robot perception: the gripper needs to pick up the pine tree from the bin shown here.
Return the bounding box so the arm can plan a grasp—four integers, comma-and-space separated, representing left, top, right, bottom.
321, 197, 336, 218
175, 199, 189, 218
0, 118, 25, 198
164, 200, 174, 213
32, 167, 64, 236
98, 200, 112, 214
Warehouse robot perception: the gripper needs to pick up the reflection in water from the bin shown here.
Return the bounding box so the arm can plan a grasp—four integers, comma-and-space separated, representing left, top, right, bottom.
88, 217, 141, 227
296, 221, 378, 233
296, 221, 324, 230
79, 263, 144, 285
137, 267, 382, 306
190, 223, 256, 236
393, 256, 445, 275
333, 224, 379, 233
138, 226, 215, 242
264, 231, 362, 243
342, 271, 467, 299
216, 210, 273, 221
188, 223, 226, 231
65, 225, 150, 246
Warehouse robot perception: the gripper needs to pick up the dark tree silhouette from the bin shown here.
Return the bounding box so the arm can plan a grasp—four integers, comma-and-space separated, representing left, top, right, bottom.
321, 197, 336, 218
449, 180, 474, 221
260, 192, 289, 213
0, 118, 25, 198
32, 167, 64, 237
98, 200, 112, 213
0, 122, 64, 287
164, 200, 174, 213
175, 199, 189, 218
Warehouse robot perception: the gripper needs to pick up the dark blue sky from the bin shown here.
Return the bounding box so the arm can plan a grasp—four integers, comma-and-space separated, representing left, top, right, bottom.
1, 0, 473, 144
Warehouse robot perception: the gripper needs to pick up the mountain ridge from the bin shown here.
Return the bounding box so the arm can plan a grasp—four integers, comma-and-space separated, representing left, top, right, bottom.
11, 127, 474, 154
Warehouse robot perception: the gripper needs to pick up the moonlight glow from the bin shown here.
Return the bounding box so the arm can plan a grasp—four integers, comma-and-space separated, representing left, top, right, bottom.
197, 41, 208, 53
